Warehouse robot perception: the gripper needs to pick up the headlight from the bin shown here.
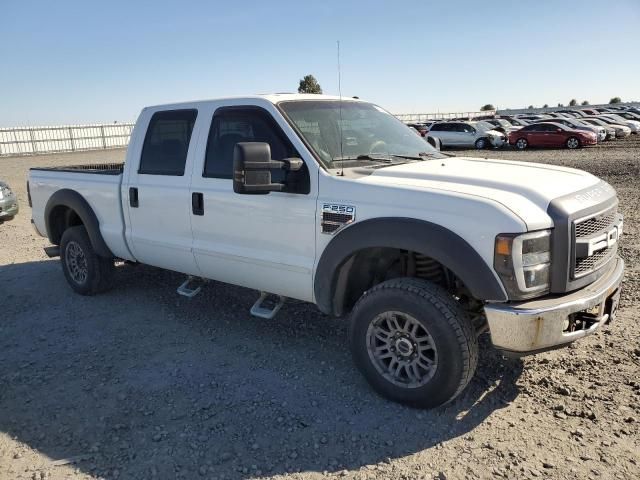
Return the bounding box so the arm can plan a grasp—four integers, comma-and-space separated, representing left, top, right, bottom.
494, 230, 552, 300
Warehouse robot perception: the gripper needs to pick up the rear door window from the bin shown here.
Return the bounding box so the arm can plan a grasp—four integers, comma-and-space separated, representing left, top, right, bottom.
139, 110, 198, 175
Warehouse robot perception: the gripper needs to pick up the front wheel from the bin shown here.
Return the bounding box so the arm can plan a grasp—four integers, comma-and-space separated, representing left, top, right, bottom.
60, 226, 115, 295
566, 136, 580, 149
349, 278, 478, 408
515, 138, 528, 150
474, 138, 487, 149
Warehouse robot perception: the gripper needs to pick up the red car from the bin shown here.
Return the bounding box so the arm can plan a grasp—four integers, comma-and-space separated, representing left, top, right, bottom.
508, 122, 597, 150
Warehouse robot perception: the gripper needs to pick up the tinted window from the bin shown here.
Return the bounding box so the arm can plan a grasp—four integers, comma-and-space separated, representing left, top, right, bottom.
429, 123, 444, 131
139, 110, 197, 175
521, 124, 539, 131
204, 107, 299, 181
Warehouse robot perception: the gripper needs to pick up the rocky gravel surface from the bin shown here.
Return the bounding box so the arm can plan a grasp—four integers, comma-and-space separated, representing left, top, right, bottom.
1, 138, 639, 480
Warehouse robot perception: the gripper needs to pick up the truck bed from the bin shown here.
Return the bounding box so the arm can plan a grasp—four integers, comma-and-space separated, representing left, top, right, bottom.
30, 163, 124, 175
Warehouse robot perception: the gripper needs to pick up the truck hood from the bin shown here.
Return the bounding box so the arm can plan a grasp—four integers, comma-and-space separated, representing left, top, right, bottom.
362, 156, 602, 230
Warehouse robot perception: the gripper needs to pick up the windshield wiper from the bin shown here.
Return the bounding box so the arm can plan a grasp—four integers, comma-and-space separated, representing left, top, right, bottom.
332, 154, 394, 163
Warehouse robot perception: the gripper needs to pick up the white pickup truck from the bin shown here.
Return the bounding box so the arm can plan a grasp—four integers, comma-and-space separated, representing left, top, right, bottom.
28, 94, 624, 408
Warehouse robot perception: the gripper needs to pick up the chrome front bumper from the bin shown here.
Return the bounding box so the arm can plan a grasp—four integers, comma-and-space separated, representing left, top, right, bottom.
484, 257, 624, 355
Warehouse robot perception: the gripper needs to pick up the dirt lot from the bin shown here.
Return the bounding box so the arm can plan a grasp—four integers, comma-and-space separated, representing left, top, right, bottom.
1, 138, 639, 480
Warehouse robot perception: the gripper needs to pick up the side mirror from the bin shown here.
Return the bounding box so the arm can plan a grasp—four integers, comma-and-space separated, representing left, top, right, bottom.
556, 128, 562, 133
233, 142, 302, 195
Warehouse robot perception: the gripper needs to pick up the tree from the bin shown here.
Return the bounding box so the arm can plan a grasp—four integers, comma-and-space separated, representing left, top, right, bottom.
480, 104, 495, 111
543, 104, 549, 108
527, 105, 534, 109
569, 99, 577, 106
609, 97, 622, 104
581, 100, 589, 105
298, 75, 322, 94
557, 103, 564, 107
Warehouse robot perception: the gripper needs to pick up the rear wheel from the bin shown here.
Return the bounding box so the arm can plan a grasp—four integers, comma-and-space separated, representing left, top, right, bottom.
515, 138, 528, 150
566, 136, 580, 149
60, 226, 115, 295
349, 278, 478, 408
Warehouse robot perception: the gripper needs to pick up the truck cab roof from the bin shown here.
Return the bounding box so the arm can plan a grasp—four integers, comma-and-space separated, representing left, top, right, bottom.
144, 93, 363, 112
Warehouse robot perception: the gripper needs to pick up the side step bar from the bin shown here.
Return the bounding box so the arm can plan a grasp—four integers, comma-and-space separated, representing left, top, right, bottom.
250, 292, 286, 319
44, 246, 60, 258
177, 276, 207, 298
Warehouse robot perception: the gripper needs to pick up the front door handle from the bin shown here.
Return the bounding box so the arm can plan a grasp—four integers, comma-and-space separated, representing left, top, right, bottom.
192, 192, 204, 216
129, 187, 139, 208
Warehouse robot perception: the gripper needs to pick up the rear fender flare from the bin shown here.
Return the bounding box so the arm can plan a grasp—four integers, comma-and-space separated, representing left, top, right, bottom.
44, 189, 113, 258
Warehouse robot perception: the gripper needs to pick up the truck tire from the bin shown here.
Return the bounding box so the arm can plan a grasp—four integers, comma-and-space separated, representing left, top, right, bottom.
60, 225, 115, 295
349, 278, 478, 408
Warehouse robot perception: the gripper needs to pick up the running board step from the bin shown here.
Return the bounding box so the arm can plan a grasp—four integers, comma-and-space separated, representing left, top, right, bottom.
177, 276, 206, 298
250, 292, 285, 319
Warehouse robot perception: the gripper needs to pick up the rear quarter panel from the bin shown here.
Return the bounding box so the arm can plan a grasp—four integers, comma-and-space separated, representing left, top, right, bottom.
29, 170, 134, 261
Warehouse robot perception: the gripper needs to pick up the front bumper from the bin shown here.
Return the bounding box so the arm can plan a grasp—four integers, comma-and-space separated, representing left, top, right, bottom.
484, 257, 624, 355
0, 197, 19, 220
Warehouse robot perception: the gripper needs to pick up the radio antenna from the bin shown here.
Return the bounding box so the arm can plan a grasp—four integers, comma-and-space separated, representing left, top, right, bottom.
337, 40, 344, 177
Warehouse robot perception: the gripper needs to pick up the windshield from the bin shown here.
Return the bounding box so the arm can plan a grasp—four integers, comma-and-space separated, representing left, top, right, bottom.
279, 100, 445, 168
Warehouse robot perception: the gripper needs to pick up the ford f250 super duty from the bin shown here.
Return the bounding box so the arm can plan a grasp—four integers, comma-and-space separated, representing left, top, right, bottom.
28, 94, 624, 408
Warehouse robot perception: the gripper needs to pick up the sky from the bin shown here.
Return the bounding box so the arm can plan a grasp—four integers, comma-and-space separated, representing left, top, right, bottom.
1, 0, 639, 126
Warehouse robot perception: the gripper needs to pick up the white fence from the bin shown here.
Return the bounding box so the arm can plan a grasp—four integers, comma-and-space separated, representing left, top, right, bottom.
0, 123, 134, 157
394, 111, 494, 122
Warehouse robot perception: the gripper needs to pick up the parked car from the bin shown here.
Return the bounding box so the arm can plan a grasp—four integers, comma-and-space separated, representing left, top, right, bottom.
500, 117, 530, 127
598, 114, 640, 133
515, 115, 551, 122
427, 121, 506, 149
0, 181, 19, 223
583, 116, 632, 137
533, 118, 606, 142
482, 118, 519, 134
407, 123, 429, 137
556, 110, 586, 118
28, 94, 625, 409
615, 111, 640, 121
578, 118, 616, 140
508, 122, 597, 149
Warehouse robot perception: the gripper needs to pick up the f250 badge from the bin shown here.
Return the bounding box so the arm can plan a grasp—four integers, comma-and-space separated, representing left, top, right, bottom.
321, 203, 356, 234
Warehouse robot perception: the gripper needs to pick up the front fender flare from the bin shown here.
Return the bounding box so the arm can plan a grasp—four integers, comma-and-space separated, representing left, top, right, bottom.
314, 217, 507, 315
44, 189, 113, 258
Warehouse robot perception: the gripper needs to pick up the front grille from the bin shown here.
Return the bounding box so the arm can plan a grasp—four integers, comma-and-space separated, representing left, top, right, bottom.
572, 207, 619, 278
575, 209, 617, 238
575, 245, 617, 276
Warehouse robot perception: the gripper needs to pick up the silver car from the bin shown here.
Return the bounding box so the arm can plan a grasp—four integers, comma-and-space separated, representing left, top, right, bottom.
426, 121, 506, 149
584, 117, 632, 138
0, 181, 19, 223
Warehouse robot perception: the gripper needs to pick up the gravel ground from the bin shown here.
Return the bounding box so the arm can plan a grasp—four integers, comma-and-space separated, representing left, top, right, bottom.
0, 138, 639, 480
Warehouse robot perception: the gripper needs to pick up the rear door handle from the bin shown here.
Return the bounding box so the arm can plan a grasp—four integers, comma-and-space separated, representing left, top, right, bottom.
129, 187, 139, 208
192, 192, 204, 216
